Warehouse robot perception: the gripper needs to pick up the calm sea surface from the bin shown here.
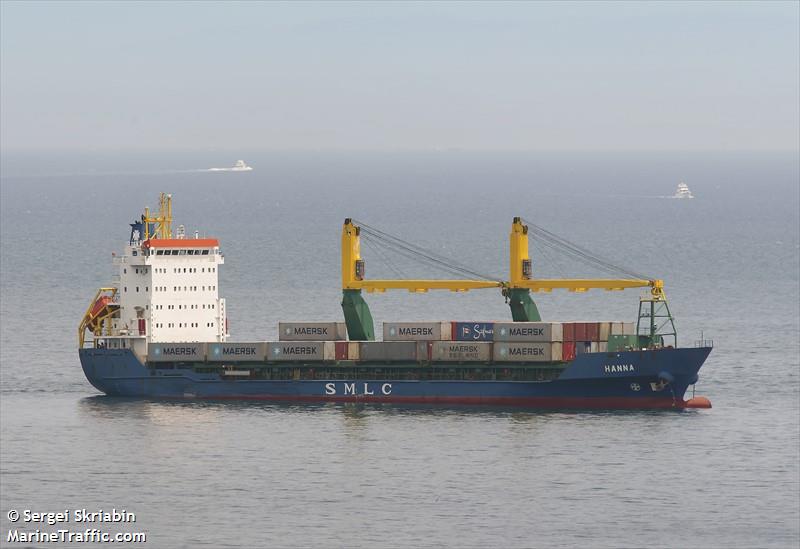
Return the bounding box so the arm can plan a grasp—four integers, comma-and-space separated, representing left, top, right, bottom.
1, 151, 798, 548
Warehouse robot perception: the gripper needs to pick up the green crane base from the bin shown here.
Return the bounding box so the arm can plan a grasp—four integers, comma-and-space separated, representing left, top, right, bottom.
341, 289, 375, 341
505, 288, 542, 322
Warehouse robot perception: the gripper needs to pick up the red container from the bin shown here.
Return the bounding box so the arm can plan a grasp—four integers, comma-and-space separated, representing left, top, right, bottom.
335, 341, 348, 360
574, 322, 588, 341
586, 322, 600, 342
562, 341, 576, 361
564, 323, 575, 342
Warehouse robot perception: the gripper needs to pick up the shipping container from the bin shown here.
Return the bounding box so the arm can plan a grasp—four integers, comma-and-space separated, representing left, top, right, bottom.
207, 342, 267, 362
267, 341, 326, 361
607, 334, 640, 352
586, 323, 600, 342
552, 342, 563, 361
622, 322, 636, 336
493, 342, 556, 362
432, 342, 492, 362
599, 342, 608, 353
562, 341, 576, 361
148, 342, 207, 362
598, 322, 612, 342
610, 322, 624, 336
416, 341, 432, 362
574, 323, 588, 341
494, 322, 563, 342
358, 341, 418, 361
347, 342, 360, 361
383, 322, 451, 341
335, 341, 348, 360
278, 322, 347, 341
590, 342, 600, 353
563, 322, 575, 342
452, 322, 494, 341
323, 341, 336, 361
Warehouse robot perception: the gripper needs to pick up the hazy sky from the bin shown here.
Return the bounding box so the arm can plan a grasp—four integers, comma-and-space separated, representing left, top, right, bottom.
1, 1, 798, 151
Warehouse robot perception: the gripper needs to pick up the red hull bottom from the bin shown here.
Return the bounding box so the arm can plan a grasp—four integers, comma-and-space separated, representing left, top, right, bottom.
191, 394, 712, 410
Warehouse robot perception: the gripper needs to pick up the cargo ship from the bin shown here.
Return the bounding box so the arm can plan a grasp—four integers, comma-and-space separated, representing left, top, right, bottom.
78, 193, 712, 409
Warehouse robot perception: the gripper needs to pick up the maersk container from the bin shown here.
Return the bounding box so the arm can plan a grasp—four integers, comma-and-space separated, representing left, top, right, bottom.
359, 341, 417, 361
383, 322, 451, 341
208, 342, 267, 362
148, 343, 206, 362
278, 322, 347, 341
494, 322, 563, 342
268, 341, 326, 361
335, 341, 348, 360
432, 342, 492, 362
563, 323, 575, 342
493, 342, 556, 362
587, 323, 600, 342
574, 323, 588, 341
452, 322, 494, 341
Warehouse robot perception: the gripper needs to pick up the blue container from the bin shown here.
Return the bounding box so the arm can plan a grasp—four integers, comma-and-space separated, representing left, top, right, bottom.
453, 322, 494, 341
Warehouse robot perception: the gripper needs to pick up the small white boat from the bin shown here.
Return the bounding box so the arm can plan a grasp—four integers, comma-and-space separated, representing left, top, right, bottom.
208, 160, 253, 172
230, 160, 252, 172
674, 182, 694, 199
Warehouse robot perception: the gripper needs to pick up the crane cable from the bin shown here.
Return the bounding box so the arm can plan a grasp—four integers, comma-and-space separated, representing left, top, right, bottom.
521, 217, 651, 280
354, 219, 502, 282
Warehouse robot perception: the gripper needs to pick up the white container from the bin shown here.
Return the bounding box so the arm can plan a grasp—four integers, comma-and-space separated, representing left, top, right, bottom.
493, 342, 555, 362
493, 322, 563, 342
383, 322, 451, 341
278, 322, 347, 341
598, 322, 612, 341
268, 341, 325, 361
431, 342, 492, 362
148, 342, 206, 362
208, 342, 267, 362
622, 322, 636, 335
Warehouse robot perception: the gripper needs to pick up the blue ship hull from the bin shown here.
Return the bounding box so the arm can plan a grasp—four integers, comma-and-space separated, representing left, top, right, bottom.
78, 347, 712, 409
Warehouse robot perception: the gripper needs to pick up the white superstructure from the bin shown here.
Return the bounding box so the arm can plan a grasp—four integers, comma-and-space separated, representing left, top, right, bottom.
114, 233, 227, 343
79, 193, 228, 350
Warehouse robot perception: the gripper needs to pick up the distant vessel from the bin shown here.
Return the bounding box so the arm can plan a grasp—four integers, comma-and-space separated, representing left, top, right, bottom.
674, 182, 694, 199
208, 160, 252, 172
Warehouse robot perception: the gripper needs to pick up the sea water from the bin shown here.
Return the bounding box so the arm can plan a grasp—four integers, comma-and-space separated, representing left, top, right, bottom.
1, 150, 798, 548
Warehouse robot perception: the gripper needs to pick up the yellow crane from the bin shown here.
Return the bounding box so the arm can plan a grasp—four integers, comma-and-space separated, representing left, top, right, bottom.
341, 217, 669, 340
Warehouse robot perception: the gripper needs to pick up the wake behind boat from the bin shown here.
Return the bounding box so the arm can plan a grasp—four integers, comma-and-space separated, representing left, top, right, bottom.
208, 160, 252, 172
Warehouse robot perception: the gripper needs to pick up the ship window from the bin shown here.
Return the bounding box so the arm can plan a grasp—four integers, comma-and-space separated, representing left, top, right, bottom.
179, 250, 186, 255
135, 286, 139, 292
183, 268, 187, 273
156, 250, 164, 255
202, 250, 209, 255
124, 287, 127, 292
123, 268, 127, 274
146, 287, 149, 292
132, 251, 137, 256
187, 250, 194, 255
